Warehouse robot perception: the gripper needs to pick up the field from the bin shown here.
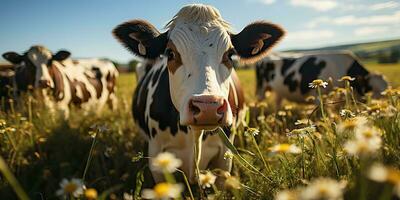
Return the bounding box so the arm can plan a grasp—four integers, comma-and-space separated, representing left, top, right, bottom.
1, 62, 400, 200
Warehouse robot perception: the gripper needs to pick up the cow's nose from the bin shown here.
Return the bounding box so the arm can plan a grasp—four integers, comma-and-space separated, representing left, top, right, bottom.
187, 95, 228, 125
39, 80, 51, 88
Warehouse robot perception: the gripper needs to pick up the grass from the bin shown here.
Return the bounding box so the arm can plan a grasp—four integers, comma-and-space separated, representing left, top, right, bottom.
0, 62, 400, 199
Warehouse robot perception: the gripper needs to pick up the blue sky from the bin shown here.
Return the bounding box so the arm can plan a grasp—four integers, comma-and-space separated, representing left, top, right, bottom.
0, 0, 399, 63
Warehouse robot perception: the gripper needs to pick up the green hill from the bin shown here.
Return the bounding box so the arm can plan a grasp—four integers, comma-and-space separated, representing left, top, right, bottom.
286, 38, 400, 63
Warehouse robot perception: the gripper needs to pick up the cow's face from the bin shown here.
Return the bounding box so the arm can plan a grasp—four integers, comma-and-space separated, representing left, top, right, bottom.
255, 62, 275, 100
2, 46, 70, 89
113, 4, 285, 129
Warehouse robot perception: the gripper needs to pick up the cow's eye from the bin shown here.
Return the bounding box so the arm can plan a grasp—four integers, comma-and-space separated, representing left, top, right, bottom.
165, 48, 175, 61
222, 49, 236, 69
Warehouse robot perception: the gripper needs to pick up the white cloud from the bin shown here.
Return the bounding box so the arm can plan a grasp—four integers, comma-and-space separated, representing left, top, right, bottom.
289, 0, 338, 11
354, 26, 390, 36
370, 1, 400, 11
258, 0, 276, 5
306, 11, 400, 27
286, 30, 335, 41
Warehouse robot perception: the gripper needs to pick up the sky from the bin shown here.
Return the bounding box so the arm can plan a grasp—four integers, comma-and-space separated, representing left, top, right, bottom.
0, 0, 399, 63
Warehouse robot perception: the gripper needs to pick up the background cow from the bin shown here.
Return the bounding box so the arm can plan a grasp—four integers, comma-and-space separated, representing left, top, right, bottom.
113, 4, 284, 183
2, 45, 118, 117
255, 51, 388, 104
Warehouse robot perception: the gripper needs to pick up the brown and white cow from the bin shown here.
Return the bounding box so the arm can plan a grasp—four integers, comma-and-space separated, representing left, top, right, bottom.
113, 4, 284, 182
2, 45, 118, 117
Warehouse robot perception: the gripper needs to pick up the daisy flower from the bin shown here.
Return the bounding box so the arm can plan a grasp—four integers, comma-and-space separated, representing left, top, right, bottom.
56, 178, 85, 198
141, 182, 183, 199
300, 178, 344, 200
309, 79, 328, 88
269, 144, 301, 154
151, 152, 182, 173
199, 171, 217, 189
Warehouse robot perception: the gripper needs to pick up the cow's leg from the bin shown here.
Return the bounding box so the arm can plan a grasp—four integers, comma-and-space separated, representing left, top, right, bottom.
107, 93, 118, 111
147, 139, 164, 183
275, 94, 283, 108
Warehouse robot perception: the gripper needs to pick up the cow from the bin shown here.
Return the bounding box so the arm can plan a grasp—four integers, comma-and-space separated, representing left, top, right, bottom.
255, 51, 388, 105
113, 4, 285, 183
1, 45, 119, 117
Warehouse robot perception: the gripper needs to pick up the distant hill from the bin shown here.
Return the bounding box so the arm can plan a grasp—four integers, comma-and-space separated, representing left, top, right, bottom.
286, 38, 400, 63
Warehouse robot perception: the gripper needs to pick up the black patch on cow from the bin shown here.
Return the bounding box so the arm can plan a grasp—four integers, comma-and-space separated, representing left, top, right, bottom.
152, 66, 163, 87
132, 71, 154, 136
149, 68, 187, 136
346, 60, 371, 95
280, 58, 296, 76
151, 128, 157, 137
283, 71, 298, 92
299, 57, 326, 94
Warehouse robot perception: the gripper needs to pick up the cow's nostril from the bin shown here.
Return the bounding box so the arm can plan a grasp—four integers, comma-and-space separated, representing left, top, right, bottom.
190, 101, 201, 116
217, 101, 227, 114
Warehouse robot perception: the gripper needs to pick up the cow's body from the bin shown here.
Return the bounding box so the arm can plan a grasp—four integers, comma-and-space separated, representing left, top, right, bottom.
133, 60, 244, 181
256, 51, 388, 104
113, 4, 284, 183
2, 46, 118, 117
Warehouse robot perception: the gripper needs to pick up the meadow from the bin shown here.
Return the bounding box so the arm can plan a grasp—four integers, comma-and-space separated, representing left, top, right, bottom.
0, 62, 400, 200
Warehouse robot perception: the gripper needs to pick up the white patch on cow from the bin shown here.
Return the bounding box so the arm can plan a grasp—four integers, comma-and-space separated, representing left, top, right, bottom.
26, 46, 55, 88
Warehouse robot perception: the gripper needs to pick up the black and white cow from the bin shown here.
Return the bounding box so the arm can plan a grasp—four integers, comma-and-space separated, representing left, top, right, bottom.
256, 51, 388, 104
2, 45, 119, 117
113, 4, 284, 182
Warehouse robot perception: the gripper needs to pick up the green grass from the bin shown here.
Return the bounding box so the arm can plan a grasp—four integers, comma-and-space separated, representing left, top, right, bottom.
0, 63, 400, 199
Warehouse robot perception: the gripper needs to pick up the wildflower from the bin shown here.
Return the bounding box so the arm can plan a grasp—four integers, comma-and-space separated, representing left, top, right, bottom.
269, 144, 301, 154
244, 127, 259, 136
300, 178, 344, 200
84, 188, 98, 200
343, 137, 381, 157
336, 116, 368, 133
199, 171, 217, 189
141, 182, 183, 199
123, 192, 133, 200
368, 163, 400, 197
56, 178, 85, 198
309, 79, 328, 88
338, 76, 355, 82
224, 151, 234, 160
4, 127, 16, 132
295, 119, 312, 126
381, 87, 396, 96
275, 190, 298, 200
278, 111, 287, 117
355, 126, 382, 141
224, 176, 241, 190
151, 152, 182, 173
287, 125, 316, 137
0, 119, 6, 126
339, 109, 355, 118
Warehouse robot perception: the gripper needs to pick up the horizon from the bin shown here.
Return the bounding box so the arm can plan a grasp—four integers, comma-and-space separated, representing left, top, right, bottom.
1, 0, 399, 63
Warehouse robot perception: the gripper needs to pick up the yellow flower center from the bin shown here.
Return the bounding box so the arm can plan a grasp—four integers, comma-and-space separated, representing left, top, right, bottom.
339, 76, 354, 81
157, 159, 171, 167
85, 188, 98, 199
312, 79, 324, 85
64, 183, 78, 194
154, 183, 170, 197
276, 144, 291, 152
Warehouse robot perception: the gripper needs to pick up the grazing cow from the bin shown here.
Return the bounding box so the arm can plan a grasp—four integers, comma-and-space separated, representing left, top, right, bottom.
2, 45, 118, 117
113, 4, 285, 182
255, 51, 388, 104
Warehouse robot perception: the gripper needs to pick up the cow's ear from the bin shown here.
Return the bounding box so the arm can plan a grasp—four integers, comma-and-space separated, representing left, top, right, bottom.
231, 21, 285, 64
2, 52, 23, 64
53, 50, 71, 61
113, 20, 168, 60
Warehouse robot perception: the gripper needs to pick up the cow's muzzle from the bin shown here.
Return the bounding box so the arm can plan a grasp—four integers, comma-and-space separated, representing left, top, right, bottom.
184, 95, 230, 127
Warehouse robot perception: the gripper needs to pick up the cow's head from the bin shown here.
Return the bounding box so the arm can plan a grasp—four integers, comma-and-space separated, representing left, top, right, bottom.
113, 4, 284, 129
367, 73, 388, 98
2, 45, 70, 89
